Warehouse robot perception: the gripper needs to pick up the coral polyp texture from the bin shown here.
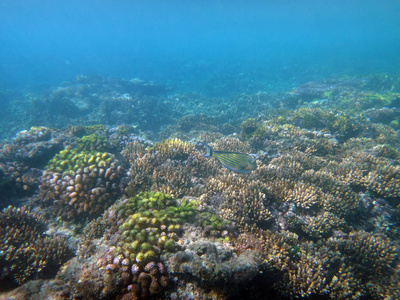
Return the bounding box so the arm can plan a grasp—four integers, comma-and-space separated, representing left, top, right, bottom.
39, 135, 124, 221
109, 191, 198, 298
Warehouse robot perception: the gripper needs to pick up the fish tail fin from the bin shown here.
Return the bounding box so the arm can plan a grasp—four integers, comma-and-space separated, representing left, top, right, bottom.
200, 143, 213, 157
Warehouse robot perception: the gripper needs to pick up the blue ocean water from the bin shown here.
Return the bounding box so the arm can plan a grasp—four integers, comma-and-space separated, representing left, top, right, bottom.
1, 0, 399, 94
2, 1, 400, 299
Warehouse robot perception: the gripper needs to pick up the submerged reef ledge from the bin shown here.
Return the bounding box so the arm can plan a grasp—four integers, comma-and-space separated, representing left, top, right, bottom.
1, 74, 400, 299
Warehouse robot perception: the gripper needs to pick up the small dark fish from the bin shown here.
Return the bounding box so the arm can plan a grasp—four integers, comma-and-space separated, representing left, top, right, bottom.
200, 143, 257, 173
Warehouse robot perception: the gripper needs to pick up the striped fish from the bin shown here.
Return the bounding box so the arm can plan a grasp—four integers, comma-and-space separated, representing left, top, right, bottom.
201, 143, 257, 173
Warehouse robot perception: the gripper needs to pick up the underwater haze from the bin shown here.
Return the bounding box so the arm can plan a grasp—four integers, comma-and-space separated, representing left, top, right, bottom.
3, 1, 400, 299
1, 0, 400, 94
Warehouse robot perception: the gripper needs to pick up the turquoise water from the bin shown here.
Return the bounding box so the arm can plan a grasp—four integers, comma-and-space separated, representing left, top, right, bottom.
1, 0, 399, 94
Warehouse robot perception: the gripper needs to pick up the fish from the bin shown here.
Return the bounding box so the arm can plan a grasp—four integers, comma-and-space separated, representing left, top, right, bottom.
200, 143, 257, 173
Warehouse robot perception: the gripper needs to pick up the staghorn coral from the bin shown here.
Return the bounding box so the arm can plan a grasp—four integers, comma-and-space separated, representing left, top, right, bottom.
322, 150, 400, 199
151, 164, 197, 198
0, 206, 71, 286
251, 229, 364, 299
203, 150, 358, 239
280, 180, 322, 210
124, 138, 204, 196
328, 231, 398, 279
126, 146, 157, 191
202, 173, 272, 231
278, 254, 328, 298
147, 138, 195, 162
210, 136, 252, 154
300, 212, 347, 239
256, 229, 398, 299
262, 151, 362, 216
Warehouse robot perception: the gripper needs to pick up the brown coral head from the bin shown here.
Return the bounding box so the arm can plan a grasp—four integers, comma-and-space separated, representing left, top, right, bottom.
149, 278, 163, 295
137, 272, 152, 289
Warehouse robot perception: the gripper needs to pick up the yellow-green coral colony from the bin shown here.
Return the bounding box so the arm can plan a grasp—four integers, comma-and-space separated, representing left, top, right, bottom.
115, 191, 231, 270
40, 140, 123, 220
116, 192, 198, 262
75, 133, 111, 152
199, 211, 230, 231
45, 149, 113, 174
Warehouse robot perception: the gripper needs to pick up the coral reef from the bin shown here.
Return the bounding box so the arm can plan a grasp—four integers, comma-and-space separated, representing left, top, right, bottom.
26, 76, 174, 132
38, 134, 124, 221
124, 138, 200, 197
39, 158, 123, 221
3, 74, 400, 299
249, 228, 399, 299
63, 190, 234, 300
0, 126, 64, 164
0, 161, 42, 196
165, 239, 261, 293
0, 127, 65, 201
109, 191, 199, 299
0, 206, 71, 287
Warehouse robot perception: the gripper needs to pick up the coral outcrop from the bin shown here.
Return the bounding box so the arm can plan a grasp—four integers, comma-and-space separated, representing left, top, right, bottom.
39, 134, 124, 221
0, 206, 71, 287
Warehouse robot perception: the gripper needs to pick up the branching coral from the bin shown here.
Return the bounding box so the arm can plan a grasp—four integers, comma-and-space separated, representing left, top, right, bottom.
329, 231, 397, 279
203, 173, 272, 231
0, 206, 71, 285
147, 138, 195, 162
124, 138, 203, 197
3, 76, 400, 299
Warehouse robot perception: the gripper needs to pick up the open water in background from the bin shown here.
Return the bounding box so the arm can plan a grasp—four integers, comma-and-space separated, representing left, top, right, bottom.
2, 2, 400, 298
1, 0, 400, 96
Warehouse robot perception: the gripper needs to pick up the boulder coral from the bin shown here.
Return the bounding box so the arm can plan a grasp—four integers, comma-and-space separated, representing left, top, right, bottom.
39, 136, 124, 221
